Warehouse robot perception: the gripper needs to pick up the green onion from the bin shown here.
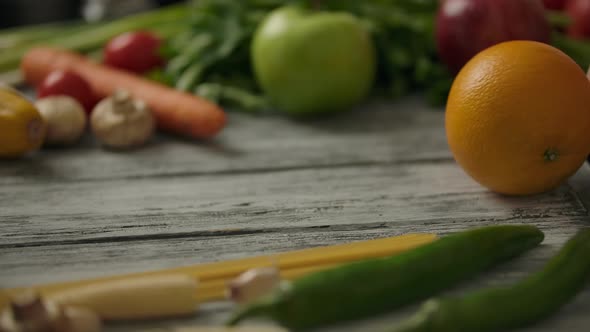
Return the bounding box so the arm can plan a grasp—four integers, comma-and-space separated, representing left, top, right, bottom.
0, 3, 190, 73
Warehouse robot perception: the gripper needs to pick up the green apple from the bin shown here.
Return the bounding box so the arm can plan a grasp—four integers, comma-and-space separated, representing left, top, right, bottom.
251, 5, 377, 116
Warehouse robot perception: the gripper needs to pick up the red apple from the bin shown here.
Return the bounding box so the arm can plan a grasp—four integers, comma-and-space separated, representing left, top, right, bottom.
543, 0, 567, 10
436, 0, 551, 73
566, 0, 590, 40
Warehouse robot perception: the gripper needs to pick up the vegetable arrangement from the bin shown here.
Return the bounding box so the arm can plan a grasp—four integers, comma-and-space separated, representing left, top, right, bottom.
21, 47, 226, 141
136, 0, 590, 111
227, 225, 544, 330
159, 0, 453, 110
0, 3, 190, 74
227, 226, 590, 332
1, 0, 589, 114
388, 228, 590, 332
0, 233, 437, 310
1, 0, 590, 159
2, 2, 590, 331
2, 225, 590, 332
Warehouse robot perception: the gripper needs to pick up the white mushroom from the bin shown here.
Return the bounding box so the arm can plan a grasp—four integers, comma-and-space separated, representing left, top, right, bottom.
90, 90, 154, 149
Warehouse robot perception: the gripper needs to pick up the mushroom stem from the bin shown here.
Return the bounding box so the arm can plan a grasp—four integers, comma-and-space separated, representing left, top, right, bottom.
90, 90, 155, 149
112, 90, 135, 114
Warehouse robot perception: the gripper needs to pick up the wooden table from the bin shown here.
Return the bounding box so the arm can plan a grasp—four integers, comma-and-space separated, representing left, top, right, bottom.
2, 97, 590, 331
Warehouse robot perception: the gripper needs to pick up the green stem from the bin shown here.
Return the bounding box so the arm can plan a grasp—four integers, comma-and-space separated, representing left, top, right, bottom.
226, 301, 273, 326
546, 10, 572, 30
551, 32, 590, 70
0, 3, 190, 73
0, 21, 91, 50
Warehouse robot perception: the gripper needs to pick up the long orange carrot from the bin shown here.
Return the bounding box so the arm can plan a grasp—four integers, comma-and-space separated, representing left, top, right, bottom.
21, 47, 226, 140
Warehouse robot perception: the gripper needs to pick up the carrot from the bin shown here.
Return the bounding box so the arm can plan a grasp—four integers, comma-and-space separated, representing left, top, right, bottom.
20, 46, 226, 140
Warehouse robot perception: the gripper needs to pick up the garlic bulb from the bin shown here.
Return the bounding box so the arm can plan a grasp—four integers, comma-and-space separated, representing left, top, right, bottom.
35, 96, 86, 146
90, 90, 154, 149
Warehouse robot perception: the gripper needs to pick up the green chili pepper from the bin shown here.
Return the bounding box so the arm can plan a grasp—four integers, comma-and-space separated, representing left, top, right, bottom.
387, 228, 590, 332
226, 225, 544, 331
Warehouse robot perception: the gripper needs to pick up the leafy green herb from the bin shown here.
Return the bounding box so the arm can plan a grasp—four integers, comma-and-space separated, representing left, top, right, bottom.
551, 32, 590, 70
163, 0, 287, 113
2, 0, 589, 113
163, 0, 453, 113
0, 3, 191, 73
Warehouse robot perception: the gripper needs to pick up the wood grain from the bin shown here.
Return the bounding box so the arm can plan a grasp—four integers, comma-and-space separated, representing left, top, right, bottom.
2, 97, 590, 331
3, 223, 589, 332
0, 215, 586, 287
568, 163, 590, 214
1, 162, 586, 246
0, 98, 449, 185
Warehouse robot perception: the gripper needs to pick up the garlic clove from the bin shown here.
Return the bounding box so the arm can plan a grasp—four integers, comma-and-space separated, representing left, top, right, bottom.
227, 267, 282, 304
35, 96, 87, 146
0, 290, 102, 332
9, 290, 47, 321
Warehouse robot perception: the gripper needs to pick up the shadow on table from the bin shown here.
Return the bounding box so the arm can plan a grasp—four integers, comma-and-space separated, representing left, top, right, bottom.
285, 96, 443, 134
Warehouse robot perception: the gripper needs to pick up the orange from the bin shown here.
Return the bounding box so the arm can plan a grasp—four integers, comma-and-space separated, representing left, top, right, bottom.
445, 40, 590, 196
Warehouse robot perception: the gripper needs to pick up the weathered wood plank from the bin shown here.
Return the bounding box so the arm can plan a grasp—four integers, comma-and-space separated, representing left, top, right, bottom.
569, 163, 590, 214
1, 162, 587, 246
2, 93, 590, 332
1, 216, 585, 287
0, 98, 449, 185
2, 222, 589, 332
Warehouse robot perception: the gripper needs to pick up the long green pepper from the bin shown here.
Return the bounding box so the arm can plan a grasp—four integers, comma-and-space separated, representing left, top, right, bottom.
387, 228, 590, 332
226, 225, 544, 331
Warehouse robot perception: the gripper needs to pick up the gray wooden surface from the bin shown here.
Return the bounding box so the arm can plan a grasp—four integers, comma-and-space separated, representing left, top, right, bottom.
2, 97, 590, 332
